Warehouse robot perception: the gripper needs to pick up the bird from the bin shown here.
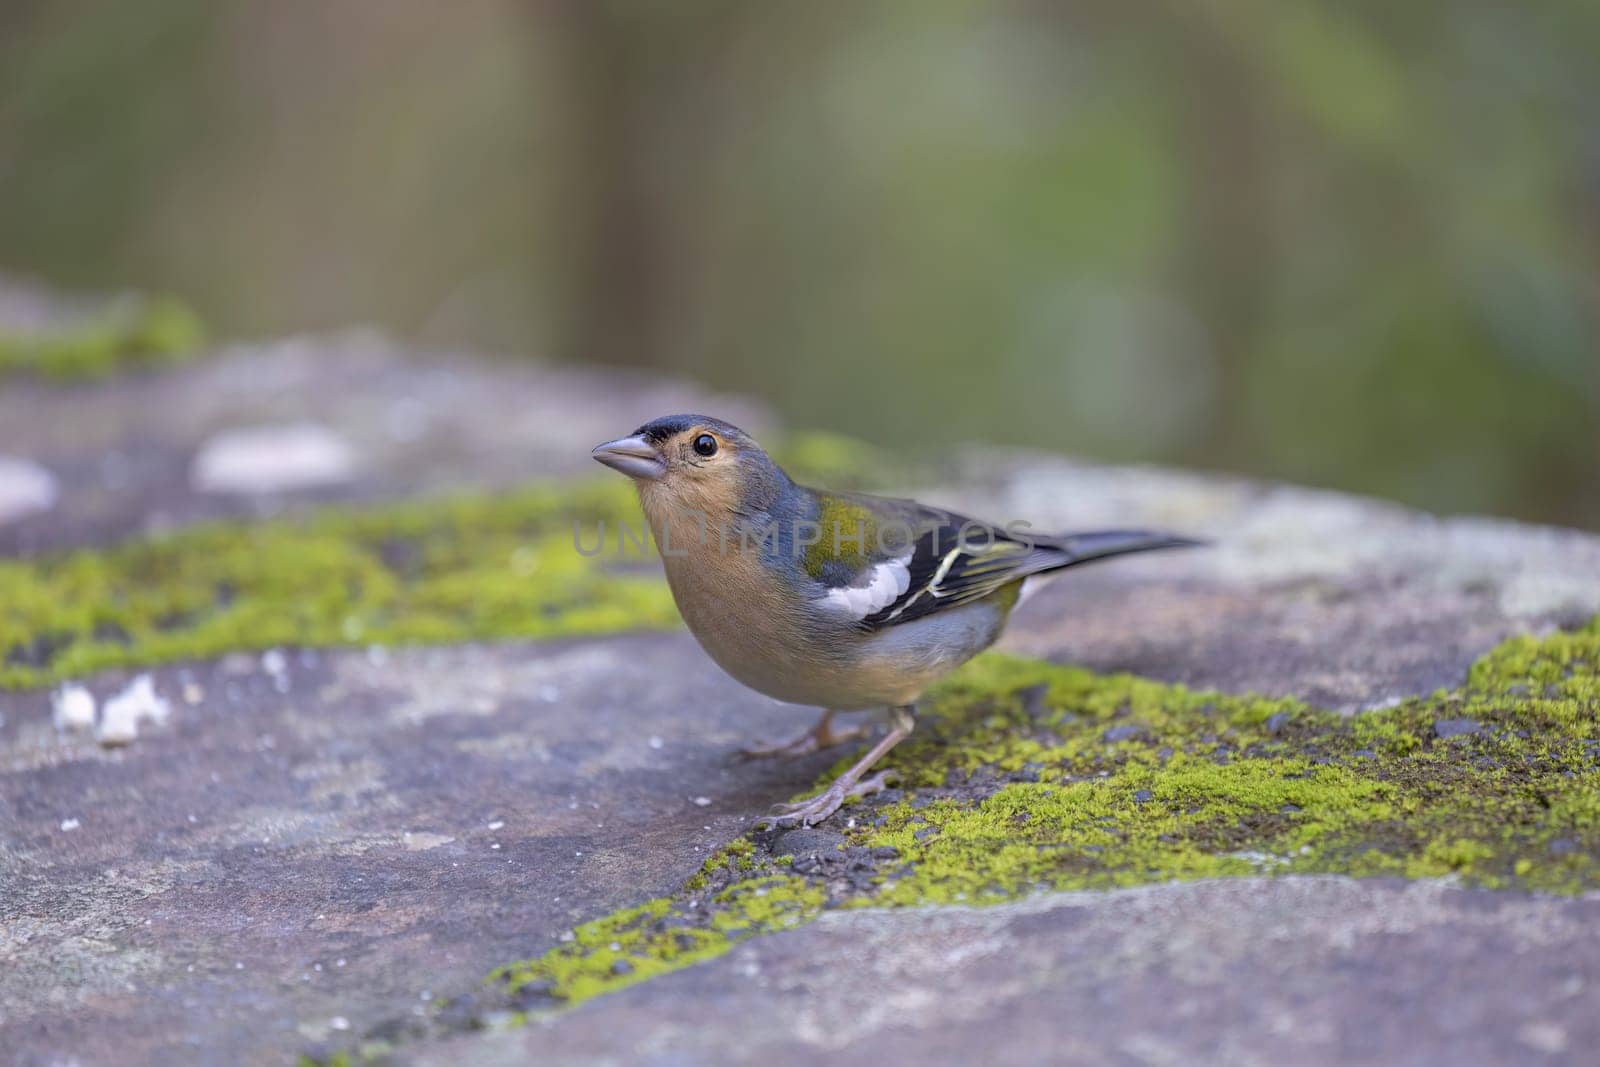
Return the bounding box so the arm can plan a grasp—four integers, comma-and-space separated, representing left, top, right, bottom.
591, 415, 1199, 828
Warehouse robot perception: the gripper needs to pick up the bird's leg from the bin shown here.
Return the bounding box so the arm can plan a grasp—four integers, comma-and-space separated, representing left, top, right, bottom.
739, 708, 866, 760
755, 705, 914, 829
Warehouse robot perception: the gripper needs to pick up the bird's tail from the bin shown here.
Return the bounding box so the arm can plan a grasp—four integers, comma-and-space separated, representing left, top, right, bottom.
1036, 529, 1204, 569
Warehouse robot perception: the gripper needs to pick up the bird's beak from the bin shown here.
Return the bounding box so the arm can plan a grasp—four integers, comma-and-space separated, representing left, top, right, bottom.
591, 434, 667, 481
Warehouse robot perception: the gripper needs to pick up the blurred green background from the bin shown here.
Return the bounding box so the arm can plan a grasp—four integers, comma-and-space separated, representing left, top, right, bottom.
2, 1, 1597, 528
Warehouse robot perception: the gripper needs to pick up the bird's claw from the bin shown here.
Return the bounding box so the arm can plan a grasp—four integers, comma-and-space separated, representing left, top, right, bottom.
754, 769, 899, 830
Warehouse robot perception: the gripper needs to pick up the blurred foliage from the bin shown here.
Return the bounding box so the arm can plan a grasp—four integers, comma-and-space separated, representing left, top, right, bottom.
0, 295, 204, 380
0, 0, 1596, 527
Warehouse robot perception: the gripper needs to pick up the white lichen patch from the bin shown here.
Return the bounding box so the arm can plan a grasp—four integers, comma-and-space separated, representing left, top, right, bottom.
402, 831, 456, 852
51, 684, 97, 732
190, 422, 357, 494
96, 675, 172, 747
0, 455, 58, 524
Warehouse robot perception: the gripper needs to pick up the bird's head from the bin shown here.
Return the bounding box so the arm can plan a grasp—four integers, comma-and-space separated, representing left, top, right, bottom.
591, 415, 787, 517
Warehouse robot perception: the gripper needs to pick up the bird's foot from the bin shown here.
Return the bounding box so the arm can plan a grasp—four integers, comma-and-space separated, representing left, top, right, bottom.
755, 769, 899, 830
739, 711, 864, 760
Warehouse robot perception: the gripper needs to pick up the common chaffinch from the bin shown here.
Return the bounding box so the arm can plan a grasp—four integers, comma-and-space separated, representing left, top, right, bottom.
592, 415, 1198, 828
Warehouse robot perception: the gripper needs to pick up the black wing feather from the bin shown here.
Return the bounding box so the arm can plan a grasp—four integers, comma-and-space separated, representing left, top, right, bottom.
859, 512, 1197, 631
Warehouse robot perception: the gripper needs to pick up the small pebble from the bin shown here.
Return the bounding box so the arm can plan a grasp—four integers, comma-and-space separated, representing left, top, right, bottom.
59, 817, 81, 832
693, 796, 711, 807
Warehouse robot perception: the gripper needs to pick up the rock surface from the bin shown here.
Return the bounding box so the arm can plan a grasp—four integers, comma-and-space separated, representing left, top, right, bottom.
950, 451, 1600, 710
3, 319, 1600, 1065
0, 325, 768, 555
0, 637, 834, 1066
418, 877, 1600, 1067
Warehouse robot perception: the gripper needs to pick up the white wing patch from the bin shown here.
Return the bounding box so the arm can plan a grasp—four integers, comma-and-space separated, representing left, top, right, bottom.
816, 556, 912, 619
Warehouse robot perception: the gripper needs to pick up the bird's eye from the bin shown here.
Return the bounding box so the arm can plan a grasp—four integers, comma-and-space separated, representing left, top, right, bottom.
692, 433, 718, 457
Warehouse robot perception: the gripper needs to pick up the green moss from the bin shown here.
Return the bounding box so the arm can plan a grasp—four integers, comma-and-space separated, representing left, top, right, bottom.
684, 837, 759, 891
852, 621, 1600, 899
0, 295, 205, 381
488, 871, 822, 1009
0, 479, 680, 688
471, 618, 1600, 1032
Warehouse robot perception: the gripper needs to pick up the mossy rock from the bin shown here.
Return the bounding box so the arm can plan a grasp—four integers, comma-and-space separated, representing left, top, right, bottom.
0, 479, 679, 689
452, 619, 1600, 1032
0, 436, 891, 689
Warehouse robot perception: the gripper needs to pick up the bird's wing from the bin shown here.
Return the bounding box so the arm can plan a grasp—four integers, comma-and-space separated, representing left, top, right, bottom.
803, 491, 1199, 631
802, 492, 1051, 630
855, 513, 1052, 630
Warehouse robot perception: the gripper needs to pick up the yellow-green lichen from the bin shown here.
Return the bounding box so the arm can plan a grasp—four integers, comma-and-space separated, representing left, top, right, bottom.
0, 295, 205, 380
471, 618, 1600, 1032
